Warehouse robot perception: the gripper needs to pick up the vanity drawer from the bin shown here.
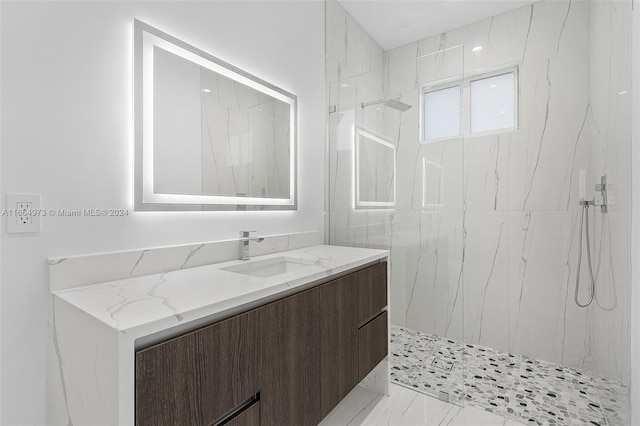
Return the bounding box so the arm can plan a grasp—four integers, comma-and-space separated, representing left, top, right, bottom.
223, 401, 260, 426
358, 310, 388, 382
135, 310, 260, 426
358, 262, 388, 325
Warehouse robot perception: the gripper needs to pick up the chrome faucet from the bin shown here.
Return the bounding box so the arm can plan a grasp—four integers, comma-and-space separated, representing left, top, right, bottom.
239, 230, 264, 260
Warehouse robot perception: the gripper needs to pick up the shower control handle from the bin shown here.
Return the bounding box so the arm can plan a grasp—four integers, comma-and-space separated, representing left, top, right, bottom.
595, 175, 608, 213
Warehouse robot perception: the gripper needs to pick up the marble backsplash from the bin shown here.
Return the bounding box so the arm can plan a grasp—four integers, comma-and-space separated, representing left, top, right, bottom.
48, 231, 322, 291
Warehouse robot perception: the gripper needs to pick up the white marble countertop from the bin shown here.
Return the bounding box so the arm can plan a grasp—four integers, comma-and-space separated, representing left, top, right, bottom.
53, 244, 388, 337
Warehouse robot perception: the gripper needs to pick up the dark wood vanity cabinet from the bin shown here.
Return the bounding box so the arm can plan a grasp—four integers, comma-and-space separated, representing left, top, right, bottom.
319, 262, 388, 418
135, 261, 387, 426
319, 273, 359, 418
135, 310, 260, 426
259, 287, 321, 426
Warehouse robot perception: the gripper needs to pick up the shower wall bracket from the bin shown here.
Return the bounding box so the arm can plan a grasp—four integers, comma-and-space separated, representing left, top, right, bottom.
595, 175, 608, 213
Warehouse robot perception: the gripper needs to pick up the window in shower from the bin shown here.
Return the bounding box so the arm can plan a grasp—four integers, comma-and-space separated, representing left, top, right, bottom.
421, 67, 518, 143
470, 71, 516, 133
422, 85, 461, 141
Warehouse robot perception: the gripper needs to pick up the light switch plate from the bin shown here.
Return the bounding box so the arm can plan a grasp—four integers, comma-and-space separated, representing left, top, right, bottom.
7, 194, 41, 233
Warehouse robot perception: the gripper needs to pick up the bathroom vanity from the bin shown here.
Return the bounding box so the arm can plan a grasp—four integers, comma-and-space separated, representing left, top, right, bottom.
47, 242, 389, 425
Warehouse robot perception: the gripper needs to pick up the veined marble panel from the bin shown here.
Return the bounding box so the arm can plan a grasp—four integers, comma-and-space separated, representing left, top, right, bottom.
463, 134, 511, 211
462, 211, 510, 353
508, 55, 590, 211
48, 231, 322, 291
325, 0, 384, 84
506, 210, 586, 367
400, 210, 465, 342
327, 0, 630, 387
589, 0, 632, 214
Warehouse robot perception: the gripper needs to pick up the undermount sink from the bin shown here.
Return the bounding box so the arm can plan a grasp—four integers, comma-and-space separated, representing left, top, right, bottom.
221, 256, 313, 278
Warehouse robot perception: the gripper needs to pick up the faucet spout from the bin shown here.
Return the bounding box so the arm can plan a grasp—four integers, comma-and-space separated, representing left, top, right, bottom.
239, 231, 264, 260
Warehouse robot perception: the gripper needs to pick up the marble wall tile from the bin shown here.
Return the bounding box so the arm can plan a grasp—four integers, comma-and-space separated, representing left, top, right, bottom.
401, 211, 465, 341
589, 0, 632, 214
587, 211, 630, 380
507, 55, 590, 211
463, 134, 511, 211
325, 0, 384, 84
462, 211, 510, 353
326, 0, 631, 385
506, 210, 587, 366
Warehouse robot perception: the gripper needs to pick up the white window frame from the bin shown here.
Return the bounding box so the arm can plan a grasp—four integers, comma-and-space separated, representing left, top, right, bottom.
420, 65, 519, 144
420, 80, 463, 143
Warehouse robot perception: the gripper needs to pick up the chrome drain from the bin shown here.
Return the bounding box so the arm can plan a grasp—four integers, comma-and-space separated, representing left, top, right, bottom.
431, 357, 455, 371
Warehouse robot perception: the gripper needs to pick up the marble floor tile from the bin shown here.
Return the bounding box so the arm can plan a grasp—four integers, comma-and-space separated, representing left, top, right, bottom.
390, 326, 629, 426
320, 383, 527, 426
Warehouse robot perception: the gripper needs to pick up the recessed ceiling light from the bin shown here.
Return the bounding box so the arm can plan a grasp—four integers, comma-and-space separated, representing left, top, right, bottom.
618, 90, 628, 95
489, 84, 497, 88
472, 46, 483, 53
203, 88, 211, 93
341, 83, 349, 88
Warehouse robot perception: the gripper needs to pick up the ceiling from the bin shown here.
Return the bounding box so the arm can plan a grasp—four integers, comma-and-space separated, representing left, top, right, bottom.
337, 0, 541, 51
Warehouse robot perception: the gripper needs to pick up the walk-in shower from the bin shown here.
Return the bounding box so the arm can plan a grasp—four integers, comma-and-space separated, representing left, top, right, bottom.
326, 0, 631, 424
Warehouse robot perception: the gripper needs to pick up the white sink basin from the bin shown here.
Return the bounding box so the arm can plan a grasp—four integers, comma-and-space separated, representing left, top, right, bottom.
221, 256, 313, 278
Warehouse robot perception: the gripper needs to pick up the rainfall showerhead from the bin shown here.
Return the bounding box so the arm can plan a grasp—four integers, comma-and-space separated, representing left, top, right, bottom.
361, 96, 412, 112
383, 98, 412, 112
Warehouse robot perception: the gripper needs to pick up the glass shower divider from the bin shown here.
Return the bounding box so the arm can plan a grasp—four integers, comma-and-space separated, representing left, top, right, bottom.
327, 45, 468, 405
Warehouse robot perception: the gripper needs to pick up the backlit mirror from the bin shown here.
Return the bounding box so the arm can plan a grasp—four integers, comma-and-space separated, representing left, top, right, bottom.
134, 20, 297, 210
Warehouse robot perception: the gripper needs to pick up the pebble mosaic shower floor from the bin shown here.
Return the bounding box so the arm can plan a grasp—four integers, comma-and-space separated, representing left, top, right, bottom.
390, 326, 629, 426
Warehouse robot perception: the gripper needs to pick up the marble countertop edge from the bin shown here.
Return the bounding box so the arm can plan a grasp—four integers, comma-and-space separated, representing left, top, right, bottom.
52, 245, 389, 336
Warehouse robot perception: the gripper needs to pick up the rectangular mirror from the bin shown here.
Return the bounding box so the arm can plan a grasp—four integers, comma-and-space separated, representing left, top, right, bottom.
134, 20, 297, 211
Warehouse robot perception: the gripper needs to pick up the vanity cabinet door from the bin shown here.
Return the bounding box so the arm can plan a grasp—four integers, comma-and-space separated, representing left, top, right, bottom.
259, 287, 321, 426
135, 310, 260, 426
319, 273, 359, 418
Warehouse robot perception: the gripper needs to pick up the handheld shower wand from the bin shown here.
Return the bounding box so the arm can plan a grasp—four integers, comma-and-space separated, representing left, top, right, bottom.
574, 175, 617, 310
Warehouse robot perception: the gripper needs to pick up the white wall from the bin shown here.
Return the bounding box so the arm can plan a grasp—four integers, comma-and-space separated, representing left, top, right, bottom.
0, 1, 325, 424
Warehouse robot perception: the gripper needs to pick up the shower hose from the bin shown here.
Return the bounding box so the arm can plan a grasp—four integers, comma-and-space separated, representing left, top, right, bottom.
574, 202, 617, 310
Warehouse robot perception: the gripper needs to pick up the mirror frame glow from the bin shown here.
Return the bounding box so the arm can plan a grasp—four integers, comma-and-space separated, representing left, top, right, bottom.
133, 20, 297, 211
354, 128, 396, 209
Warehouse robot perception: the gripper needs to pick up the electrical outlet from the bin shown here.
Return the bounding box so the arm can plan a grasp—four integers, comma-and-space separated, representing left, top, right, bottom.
17, 202, 33, 225
7, 194, 41, 234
